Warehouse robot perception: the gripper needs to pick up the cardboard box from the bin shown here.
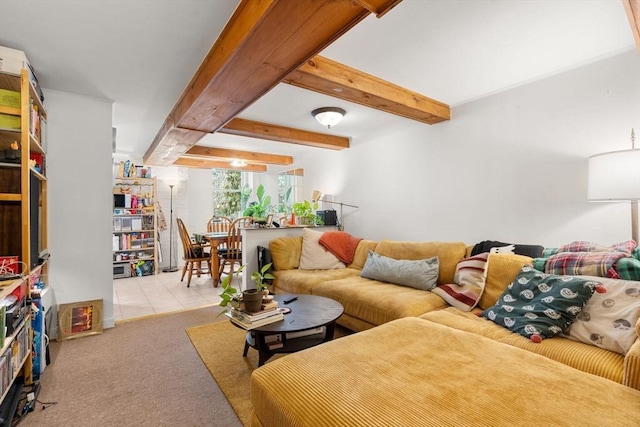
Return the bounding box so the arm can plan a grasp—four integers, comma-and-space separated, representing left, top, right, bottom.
0, 89, 20, 109
0, 46, 30, 76
0, 113, 20, 129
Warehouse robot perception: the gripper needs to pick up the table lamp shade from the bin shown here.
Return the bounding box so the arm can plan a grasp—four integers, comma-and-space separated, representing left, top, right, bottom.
587, 149, 640, 201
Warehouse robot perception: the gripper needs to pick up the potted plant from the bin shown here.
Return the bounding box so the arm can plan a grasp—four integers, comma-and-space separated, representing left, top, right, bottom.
218, 263, 274, 315
251, 262, 275, 295
242, 184, 272, 223
292, 200, 323, 225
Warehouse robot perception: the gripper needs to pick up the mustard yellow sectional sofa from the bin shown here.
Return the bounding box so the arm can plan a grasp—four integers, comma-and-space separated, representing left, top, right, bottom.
267, 235, 640, 389
253, 235, 640, 426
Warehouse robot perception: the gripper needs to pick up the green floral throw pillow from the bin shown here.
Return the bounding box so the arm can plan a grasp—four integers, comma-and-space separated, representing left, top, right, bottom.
481, 266, 601, 342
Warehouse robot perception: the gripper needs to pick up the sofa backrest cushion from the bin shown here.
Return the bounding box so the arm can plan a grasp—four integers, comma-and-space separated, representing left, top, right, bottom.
374, 240, 467, 285
348, 240, 379, 270
270, 236, 303, 271
478, 253, 533, 310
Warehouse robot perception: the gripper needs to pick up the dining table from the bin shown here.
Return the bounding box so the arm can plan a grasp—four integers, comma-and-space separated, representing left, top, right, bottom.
193, 231, 232, 286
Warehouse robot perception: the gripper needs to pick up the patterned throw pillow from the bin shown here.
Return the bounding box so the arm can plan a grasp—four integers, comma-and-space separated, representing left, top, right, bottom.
361, 251, 439, 291
564, 276, 640, 355
432, 253, 489, 311
482, 266, 600, 341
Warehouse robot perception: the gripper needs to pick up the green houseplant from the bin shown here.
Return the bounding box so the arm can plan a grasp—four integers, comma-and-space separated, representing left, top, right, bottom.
292, 200, 322, 225
218, 263, 274, 315
242, 184, 271, 221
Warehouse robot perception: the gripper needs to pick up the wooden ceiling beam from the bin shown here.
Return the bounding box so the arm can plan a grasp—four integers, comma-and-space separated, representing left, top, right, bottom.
184, 146, 293, 166
623, 0, 640, 53
149, 127, 207, 164
173, 157, 268, 172
284, 55, 450, 125
144, 0, 400, 166
219, 118, 350, 150
354, 0, 402, 17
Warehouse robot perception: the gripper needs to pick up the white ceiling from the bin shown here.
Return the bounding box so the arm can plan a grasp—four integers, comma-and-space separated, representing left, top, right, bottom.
0, 0, 635, 163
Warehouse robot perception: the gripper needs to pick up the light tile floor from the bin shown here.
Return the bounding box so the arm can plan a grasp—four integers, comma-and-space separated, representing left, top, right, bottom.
113, 269, 234, 322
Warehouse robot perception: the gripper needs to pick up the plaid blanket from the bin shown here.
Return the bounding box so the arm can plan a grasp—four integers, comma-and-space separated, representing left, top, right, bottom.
533, 240, 640, 280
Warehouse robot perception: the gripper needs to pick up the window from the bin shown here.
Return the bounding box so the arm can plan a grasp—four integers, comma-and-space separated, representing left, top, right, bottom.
212, 169, 251, 217
278, 168, 304, 214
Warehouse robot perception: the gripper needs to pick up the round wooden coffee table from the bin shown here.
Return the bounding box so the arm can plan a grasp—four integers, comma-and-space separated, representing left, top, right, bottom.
241, 294, 344, 366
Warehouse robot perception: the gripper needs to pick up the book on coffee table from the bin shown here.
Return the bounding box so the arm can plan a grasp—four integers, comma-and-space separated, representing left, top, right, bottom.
225, 311, 284, 330
230, 307, 280, 322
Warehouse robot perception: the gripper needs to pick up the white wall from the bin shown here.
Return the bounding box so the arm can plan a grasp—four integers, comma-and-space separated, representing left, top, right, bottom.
152, 166, 212, 271
46, 89, 114, 334
290, 50, 640, 247
42, 49, 638, 335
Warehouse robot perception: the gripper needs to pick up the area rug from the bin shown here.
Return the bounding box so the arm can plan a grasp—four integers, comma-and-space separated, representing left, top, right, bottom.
186, 320, 350, 427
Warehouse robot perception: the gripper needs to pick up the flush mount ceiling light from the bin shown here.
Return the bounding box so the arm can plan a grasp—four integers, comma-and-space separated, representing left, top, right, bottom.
230, 159, 247, 167
311, 107, 346, 129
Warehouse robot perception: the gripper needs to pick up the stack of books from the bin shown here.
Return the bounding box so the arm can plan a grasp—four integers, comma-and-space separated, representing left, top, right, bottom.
225, 306, 284, 330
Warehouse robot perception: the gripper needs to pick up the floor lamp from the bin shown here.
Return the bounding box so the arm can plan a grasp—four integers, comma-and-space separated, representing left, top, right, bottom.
162, 183, 178, 272
587, 129, 640, 243
312, 190, 358, 231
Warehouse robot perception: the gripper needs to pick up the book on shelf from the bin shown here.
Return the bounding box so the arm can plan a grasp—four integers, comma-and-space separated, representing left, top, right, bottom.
225, 311, 284, 330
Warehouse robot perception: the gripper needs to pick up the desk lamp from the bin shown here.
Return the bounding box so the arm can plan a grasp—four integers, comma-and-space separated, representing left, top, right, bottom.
312, 190, 358, 231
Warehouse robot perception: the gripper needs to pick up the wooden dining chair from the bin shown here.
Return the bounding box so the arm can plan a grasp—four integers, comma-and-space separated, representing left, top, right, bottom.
218, 216, 253, 281
207, 215, 232, 233
176, 217, 212, 287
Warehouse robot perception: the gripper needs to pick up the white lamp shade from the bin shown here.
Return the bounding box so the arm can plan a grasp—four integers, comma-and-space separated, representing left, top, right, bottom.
588, 149, 640, 201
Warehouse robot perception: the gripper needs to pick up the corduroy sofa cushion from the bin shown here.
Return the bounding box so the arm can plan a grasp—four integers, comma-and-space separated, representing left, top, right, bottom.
374, 240, 467, 285
477, 252, 533, 310
272, 268, 360, 295
251, 318, 640, 427
346, 239, 378, 270
313, 276, 448, 328
422, 307, 626, 385
269, 236, 302, 271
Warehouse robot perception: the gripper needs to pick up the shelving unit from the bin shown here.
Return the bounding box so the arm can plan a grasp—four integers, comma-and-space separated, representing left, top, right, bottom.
112, 177, 158, 278
0, 68, 48, 410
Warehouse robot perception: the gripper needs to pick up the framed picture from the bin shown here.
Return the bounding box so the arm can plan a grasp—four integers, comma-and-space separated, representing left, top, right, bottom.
57, 299, 103, 341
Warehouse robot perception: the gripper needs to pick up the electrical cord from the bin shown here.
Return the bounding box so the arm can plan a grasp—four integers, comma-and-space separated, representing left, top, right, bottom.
36, 399, 57, 410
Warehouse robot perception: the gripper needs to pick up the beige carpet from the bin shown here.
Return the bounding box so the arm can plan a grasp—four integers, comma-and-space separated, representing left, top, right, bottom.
186, 321, 258, 427
21, 306, 242, 427
187, 321, 351, 427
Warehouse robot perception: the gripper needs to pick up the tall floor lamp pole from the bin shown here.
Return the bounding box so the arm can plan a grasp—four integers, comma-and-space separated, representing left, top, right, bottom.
162, 184, 178, 272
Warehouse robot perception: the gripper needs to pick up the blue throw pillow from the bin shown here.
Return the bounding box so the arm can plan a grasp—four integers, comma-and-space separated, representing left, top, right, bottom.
360, 251, 439, 291
481, 266, 600, 341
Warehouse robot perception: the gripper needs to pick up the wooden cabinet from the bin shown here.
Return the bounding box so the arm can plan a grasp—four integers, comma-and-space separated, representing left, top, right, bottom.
112, 177, 158, 278
0, 68, 48, 408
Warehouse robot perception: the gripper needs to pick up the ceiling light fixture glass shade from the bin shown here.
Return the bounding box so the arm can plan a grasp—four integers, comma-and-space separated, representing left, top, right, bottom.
230, 159, 247, 167
312, 107, 346, 129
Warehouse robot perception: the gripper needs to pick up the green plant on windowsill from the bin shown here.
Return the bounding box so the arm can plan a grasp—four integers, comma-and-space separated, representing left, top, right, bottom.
242, 184, 272, 221
217, 263, 274, 316
292, 200, 323, 225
